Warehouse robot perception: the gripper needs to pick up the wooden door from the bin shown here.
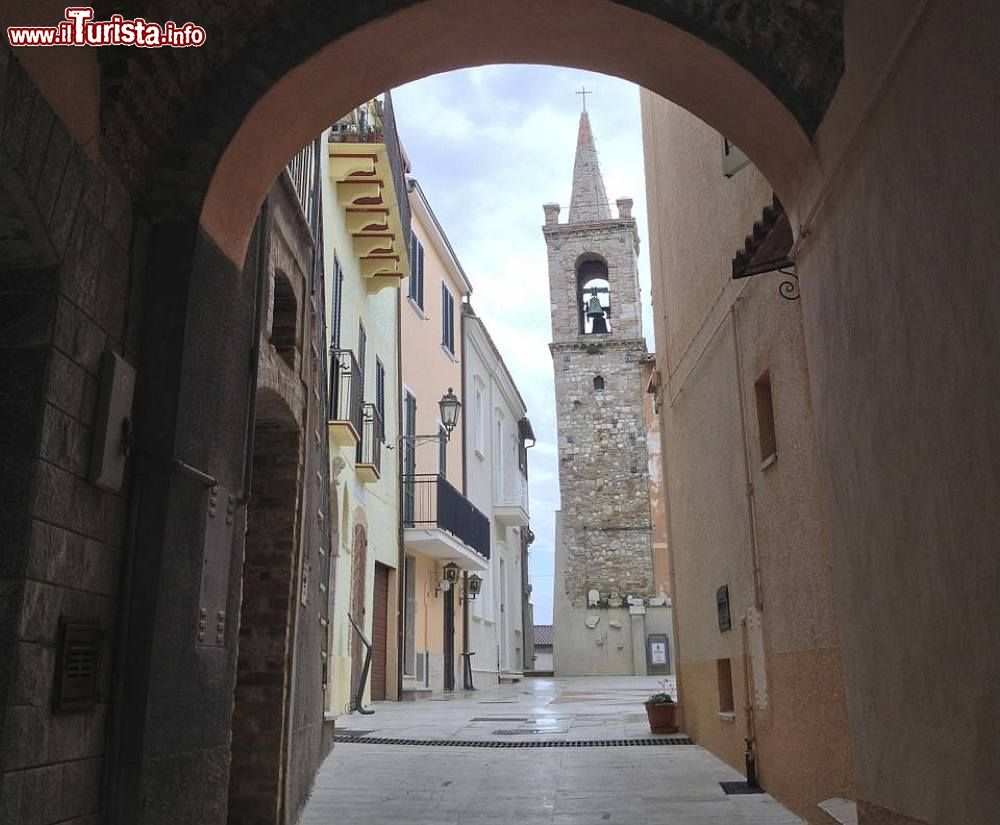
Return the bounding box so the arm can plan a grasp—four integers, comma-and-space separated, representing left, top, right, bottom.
371, 563, 390, 701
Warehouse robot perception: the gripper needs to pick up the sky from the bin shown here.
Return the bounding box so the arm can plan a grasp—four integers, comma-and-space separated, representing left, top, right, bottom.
392, 66, 655, 625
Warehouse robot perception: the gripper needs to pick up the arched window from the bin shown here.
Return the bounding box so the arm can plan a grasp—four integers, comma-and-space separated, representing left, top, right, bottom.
593, 375, 606, 391
577, 257, 611, 335
271, 271, 298, 368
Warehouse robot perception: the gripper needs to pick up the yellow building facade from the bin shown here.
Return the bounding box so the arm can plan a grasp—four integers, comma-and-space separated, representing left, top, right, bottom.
323, 97, 408, 713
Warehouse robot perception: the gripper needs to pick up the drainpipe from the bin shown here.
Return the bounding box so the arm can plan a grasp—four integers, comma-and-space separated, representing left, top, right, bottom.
731, 303, 763, 610
741, 616, 759, 787
459, 299, 470, 688
731, 301, 763, 787
395, 279, 406, 701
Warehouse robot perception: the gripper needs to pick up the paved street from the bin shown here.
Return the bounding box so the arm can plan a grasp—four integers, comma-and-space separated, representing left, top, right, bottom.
299, 677, 804, 824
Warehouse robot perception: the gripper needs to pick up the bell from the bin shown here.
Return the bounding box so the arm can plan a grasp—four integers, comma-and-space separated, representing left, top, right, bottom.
586, 294, 605, 319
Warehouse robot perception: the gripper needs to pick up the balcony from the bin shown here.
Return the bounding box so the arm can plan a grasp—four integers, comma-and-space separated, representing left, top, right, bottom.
403, 474, 490, 571
356, 403, 383, 484
494, 466, 529, 527
328, 349, 362, 448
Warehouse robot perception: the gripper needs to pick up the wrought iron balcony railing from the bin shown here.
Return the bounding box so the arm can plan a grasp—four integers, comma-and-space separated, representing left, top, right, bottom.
329, 348, 363, 437
356, 403, 383, 474
403, 474, 490, 560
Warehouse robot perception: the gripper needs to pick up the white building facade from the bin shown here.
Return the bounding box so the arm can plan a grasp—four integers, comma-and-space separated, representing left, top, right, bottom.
462, 306, 535, 687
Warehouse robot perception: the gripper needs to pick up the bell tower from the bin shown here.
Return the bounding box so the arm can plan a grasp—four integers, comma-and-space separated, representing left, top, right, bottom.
544, 108, 659, 676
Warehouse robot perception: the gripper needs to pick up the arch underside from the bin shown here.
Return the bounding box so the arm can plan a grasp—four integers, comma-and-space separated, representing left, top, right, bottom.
90, 0, 842, 260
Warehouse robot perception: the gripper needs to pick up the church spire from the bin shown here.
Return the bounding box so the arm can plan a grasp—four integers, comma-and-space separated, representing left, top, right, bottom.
568, 110, 612, 223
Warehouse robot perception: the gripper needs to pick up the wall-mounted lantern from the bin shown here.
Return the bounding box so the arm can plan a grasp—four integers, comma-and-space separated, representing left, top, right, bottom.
466, 573, 483, 599
443, 562, 461, 584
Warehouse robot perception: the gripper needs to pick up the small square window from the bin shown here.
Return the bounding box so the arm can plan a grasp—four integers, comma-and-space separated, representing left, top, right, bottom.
717, 658, 735, 714
754, 373, 777, 466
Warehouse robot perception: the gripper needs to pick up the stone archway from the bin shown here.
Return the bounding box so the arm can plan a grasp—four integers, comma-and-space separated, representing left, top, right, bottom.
348, 521, 369, 703
228, 389, 303, 825
4, 3, 1000, 825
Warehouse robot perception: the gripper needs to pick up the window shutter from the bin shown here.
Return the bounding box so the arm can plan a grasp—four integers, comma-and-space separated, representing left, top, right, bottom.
417, 243, 425, 308
376, 359, 386, 440
332, 256, 344, 349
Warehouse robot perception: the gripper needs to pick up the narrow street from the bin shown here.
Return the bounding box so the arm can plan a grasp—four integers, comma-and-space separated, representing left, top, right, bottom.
300, 677, 804, 825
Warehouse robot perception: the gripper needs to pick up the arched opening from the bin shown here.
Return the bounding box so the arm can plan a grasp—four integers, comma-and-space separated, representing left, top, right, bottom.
3, 3, 999, 825
270, 270, 298, 369
593, 375, 606, 391
348, 520, 369, 706
578, 257, 611, 334
228, 390, 302, 825
188, 0, 828, 265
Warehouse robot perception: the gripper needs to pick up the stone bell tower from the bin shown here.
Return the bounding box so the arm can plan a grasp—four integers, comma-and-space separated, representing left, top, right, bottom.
545, 109, 662, 676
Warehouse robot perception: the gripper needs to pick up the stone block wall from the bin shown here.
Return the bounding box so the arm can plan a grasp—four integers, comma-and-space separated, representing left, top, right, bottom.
551, 340, 654, 607
1, 47, 141, 825
544, 221, 644, 342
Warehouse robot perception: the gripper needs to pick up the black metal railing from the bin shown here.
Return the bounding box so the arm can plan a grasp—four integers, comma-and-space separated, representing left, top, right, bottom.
402, 474, 490, 560
357, 403, 383, 473
329, 349, 363, 436
286, 138, 321, 234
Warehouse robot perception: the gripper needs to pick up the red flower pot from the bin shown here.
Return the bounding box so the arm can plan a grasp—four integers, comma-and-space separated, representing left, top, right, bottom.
645, 701, 679, 733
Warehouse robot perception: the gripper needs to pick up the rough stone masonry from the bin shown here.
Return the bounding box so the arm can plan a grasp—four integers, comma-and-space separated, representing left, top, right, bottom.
546, 112, 663, 676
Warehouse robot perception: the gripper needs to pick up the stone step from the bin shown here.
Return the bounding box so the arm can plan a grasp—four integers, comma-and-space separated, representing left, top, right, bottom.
400, 688, 433, 701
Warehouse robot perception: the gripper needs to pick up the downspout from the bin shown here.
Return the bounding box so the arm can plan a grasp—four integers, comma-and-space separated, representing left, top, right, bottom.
731, 301, 763, 786
459, 300, 470, 688
731, 302, 763, 609
395, 275, 406, 701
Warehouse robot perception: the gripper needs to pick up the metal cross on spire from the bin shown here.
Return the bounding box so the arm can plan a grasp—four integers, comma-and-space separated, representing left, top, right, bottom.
576, 86, 592, 112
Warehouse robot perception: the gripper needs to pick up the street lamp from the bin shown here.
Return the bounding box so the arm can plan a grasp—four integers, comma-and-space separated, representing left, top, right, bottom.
394, 388, 463, 449
438, 388, 461, 438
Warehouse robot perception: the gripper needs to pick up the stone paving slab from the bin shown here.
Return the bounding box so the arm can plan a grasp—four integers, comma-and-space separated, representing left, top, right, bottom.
300, 677, 805, 825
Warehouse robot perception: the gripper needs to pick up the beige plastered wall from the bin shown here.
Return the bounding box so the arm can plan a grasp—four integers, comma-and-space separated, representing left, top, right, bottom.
641, 360, 670, 597
401, 192, 468, 691
641, 93, 854, 823
794, 2, 1000, 822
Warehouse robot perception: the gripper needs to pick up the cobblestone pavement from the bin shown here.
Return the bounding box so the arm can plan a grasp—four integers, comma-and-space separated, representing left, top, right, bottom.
298, 677, 805, 824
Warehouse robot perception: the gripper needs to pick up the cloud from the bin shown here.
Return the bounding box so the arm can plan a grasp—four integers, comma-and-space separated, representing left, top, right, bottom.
393, 66, 651, 623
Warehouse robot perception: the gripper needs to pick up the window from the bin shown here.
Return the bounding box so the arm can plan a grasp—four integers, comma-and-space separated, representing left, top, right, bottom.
441, 284, 455, 353
593, 375, 605, 391
754, 372, 777, 466
331, 255, 344, 349
717, 658, 735, 714
357, 322, 367, 399
438, 423, 448, 478
722, 136, 751, 178
403, 392, 416, 524
375, 358, 386, 441
495, 413, 504, 477
473, 377, 485, 456
271, 271, 298, 368
408, 232, 425, 309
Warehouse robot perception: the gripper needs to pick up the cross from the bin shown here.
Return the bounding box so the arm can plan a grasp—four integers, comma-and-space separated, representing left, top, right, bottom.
576, 86, 592, 112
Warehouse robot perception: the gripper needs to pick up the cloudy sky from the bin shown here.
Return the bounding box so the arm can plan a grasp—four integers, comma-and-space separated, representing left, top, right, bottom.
392, 66, 655, 624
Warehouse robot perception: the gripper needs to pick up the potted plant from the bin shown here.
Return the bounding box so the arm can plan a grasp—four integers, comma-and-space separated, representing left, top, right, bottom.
644, 681, 678, 733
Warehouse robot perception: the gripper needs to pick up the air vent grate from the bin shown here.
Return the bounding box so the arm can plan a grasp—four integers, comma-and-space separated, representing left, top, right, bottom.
331, 735, 693, 748
54, 619, 102, 712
